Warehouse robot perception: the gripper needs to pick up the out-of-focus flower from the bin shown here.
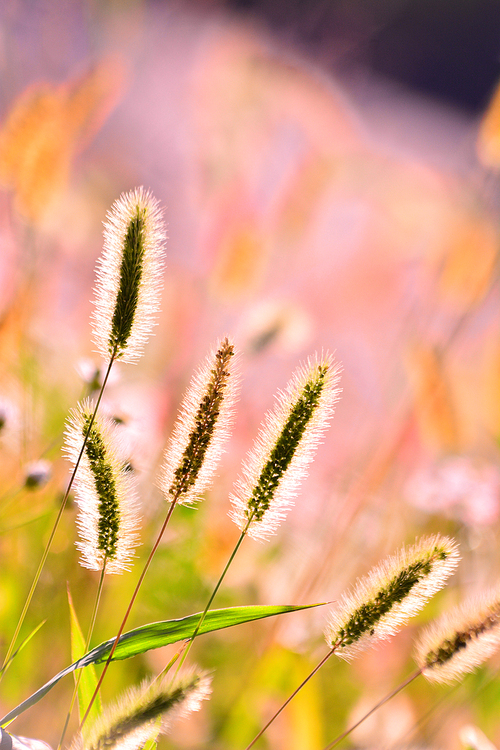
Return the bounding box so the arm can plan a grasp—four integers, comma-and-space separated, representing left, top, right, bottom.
75, 358, 121, 393
238, 300, 313, 355
23, 459, 52, 490
0, 396, 21, 447
405, 456, 500, 527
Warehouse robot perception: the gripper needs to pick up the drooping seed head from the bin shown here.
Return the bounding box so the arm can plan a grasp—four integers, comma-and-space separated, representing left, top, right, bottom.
92, 187, 166, 364
64, 400, 140, 573
158, 337, 239, 506
416, 588, 500, 683
77, 670, 211, 750
229, 354, 341, 541
326, 535, 460, 659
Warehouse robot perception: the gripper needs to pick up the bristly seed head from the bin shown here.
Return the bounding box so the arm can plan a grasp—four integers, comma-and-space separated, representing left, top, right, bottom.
64, 400, 140, 573
92, 187, 166, 364
158, 337, 239, 506
229, 354, 341, 542
325, 535, 460, 659
76, 670, 211, 750
416, 588, 500, 683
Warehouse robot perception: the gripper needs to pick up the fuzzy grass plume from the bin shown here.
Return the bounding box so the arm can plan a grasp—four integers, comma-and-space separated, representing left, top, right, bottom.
326, 535, 460, 659
416, 588, 500, 683
92, 187, 166, 364
64, 401, 140, 573
76, 671, 211, 750
230, 354, 341, 541
158, 337, 238, 506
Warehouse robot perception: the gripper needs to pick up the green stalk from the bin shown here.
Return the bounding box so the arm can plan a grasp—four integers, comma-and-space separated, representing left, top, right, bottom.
0, 350, 117, 678
174, 527, 248, 678
58, 562, 108, 750
80, 495, 181, 729
322, 669, 422, 750
244, 647, 337, 750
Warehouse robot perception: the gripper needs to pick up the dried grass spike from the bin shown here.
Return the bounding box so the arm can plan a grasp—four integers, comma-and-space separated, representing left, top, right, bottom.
64, 401, 140, 573
158, 337, 238, 506
229, 354, 341, 541
92, 187, 166, 364
326, 535, 460, 659
416, 588, 500, 683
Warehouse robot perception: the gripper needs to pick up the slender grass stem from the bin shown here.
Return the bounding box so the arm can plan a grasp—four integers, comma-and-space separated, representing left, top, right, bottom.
80, 496, 180, 729
174, 527, 248, 678
244, 647, 337, 750
322, 668, 422, 750
0, 352, 117, 678
58, 562, 108, 750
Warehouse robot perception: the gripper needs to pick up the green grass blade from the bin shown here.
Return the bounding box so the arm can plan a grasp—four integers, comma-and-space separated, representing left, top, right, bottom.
0, 603, 323, 725
68, 589, 102, 723
0, 620, 46, 679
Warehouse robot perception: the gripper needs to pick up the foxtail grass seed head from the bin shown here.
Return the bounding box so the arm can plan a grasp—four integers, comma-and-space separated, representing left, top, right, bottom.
92, 187, 166, 364
77, 671, 211, 750
64, 401, 140, 573
158, 337, 238, 506
229, 354, 341, 541
325, 535, 460, 660
416, 589, 500, 683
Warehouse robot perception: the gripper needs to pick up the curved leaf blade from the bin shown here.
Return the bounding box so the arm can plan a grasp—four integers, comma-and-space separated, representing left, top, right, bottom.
0, 602, 323, 726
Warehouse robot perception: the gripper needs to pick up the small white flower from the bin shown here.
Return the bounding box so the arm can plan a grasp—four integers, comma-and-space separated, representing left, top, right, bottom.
24, 459, 52, 489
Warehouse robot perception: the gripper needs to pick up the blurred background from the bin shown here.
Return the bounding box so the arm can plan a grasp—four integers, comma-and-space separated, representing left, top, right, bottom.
1, 0, 500, 748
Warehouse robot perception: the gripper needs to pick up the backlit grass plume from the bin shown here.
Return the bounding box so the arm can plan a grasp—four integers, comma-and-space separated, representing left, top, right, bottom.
230, 354, 341, 541
76, 671, 211, 750
326, 535, 460, 659
416, 588, 500, 683
64, 401, 140, 573
92, 187, 166, 364
158, 337, 238, 506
